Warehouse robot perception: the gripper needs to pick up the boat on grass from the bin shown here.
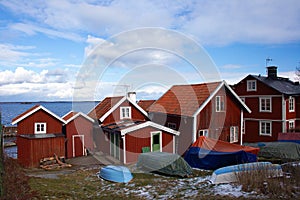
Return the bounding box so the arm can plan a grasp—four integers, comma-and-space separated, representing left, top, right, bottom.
211, 162, 283, 184
137, 152, 192, 177
98, 165, 133, 183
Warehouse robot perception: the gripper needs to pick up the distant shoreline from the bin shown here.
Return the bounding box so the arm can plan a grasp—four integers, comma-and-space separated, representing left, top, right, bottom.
0, 101, 100, 104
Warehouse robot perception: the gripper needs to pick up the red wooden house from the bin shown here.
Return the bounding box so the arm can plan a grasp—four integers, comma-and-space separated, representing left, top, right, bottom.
88, 93, 180, 164
233, 66, 300, 142
62, 111, 95, 158
148, 81, 251, 155
11, 105, 66, 168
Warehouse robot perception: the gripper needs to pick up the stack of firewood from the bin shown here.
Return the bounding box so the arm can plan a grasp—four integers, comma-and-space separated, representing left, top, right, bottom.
40, 154, 72, 170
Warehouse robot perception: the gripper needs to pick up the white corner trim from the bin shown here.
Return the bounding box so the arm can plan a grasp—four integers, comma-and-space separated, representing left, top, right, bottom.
120, 121, 180, 136
12, 105, 66, 125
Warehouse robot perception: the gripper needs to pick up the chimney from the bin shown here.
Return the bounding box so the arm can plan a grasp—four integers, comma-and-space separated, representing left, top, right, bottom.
267, 66, 277, 78
127, 92, 136, 103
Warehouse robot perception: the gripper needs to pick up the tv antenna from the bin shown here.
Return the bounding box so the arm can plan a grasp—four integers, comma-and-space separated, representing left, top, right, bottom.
113, 84, 130, 95
266, 57, 273, 67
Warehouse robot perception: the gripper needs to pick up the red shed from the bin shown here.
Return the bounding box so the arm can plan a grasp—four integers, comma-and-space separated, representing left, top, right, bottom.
12, 105, 66, 167
88, 93, 180, 164
62, 111, 95, 158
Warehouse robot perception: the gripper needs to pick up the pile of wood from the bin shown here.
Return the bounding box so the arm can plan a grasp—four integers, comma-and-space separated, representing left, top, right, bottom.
40, 154, 72, 170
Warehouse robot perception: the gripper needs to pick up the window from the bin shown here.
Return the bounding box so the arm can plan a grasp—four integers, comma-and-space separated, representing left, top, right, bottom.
289, 120, 295, 130
289, 97, 295, 112
230, 126, 239, 143
198, 129, 209, 137
216, 96, 225, 112
247, 80, 256, 91
260, 97, 272, 112
260, 121, 272, 136
35, 122, 46, 134
167, 122, 177, 130
120, 107, 131, 119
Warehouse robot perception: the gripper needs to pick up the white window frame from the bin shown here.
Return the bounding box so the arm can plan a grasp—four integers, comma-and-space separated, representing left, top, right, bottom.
289, 120, 295, 130
34, 122, 46, 134
289, 97, 295, 112
151, 131, 162, 152
167, 122, 177, 130
260, 121, 272, 136
120, 106, 131, 119
216, 96, 225, 112
198, 129, 209, 137
230, 126, 239, 143
260, 97, 272, 112
247, 80, 256, 91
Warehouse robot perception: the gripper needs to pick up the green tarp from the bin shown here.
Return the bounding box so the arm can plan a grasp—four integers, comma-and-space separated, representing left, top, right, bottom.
137, 152, 192, 177
245, 142, 300, 162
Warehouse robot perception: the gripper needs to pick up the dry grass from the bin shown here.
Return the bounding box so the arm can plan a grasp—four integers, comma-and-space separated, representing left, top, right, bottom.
235, 163, 300, 199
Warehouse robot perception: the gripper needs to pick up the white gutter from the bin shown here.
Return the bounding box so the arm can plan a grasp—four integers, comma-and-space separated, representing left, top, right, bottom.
282, 94, 286, 133
240, 109, 244, 145
122, 135, 126, 164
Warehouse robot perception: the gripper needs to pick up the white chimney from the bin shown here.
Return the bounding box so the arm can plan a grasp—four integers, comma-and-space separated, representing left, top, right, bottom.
127, 92, 136, 103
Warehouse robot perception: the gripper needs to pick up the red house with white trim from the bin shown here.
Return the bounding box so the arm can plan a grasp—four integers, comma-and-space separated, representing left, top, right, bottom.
148, 81, 251, 155
88, 93, 180, 164
12, 105, 66, 168
62, 111, 95, 158
233, 66, 300, 142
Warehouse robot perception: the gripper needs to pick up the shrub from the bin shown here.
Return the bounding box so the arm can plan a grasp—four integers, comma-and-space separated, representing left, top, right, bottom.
1, 155, 37, 200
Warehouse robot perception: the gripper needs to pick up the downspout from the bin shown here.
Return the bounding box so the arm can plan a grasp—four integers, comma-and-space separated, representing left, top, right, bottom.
122, 135, 126, 164
282, 95, 286, 133
193, 115, 197, 143
240, 109, 244, 145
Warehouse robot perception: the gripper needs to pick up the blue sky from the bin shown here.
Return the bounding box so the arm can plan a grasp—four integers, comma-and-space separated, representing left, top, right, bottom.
0, 0, 300, 102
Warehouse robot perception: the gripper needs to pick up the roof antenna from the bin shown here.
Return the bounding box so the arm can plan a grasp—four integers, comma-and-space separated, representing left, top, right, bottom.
266, 57, 272, 67
113, 84, 130, 96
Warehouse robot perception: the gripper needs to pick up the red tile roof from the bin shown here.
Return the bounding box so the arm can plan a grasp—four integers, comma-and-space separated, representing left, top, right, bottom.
137, 100, 155, 111
88, 96, 124, 120
148, 82, 221, 117
62, 111, 78, 121
12, 104, 41, 123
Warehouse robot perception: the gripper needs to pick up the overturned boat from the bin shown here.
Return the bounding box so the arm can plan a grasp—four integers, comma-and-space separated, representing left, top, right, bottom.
211, 162, 283, 184
137, 152, 192, 177
184, 136, 259, 170
98, 165, 133, 183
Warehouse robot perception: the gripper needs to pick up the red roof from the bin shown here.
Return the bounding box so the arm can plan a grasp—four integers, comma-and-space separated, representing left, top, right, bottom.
12, 104, 40, 123
137, 100, 155, 111
88, 96, 123, 119
62, 111, 78, 121
148, 82, 221, 117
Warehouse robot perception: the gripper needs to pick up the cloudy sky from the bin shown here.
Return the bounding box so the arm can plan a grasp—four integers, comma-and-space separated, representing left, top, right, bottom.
0, 0, 300, 102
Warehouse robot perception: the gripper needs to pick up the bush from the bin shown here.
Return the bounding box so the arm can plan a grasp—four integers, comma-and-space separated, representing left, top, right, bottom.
1, 155, 37, 200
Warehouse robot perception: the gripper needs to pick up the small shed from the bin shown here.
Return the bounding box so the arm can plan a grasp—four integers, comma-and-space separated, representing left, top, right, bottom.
62, 111, 95, 158
12, 105, 66, 168
17, 134, 65, 168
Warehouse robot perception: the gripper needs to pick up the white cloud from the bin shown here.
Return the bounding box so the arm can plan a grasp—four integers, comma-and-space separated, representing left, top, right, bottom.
2, 0, 300, 45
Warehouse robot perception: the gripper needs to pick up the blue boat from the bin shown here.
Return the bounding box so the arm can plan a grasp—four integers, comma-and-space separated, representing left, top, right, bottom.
98, 165, 133, 183
211, 162, 283, 184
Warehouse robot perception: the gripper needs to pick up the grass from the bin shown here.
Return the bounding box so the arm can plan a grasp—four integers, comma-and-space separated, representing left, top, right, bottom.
235, 162, 300, 199
28, 168, 244, 200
